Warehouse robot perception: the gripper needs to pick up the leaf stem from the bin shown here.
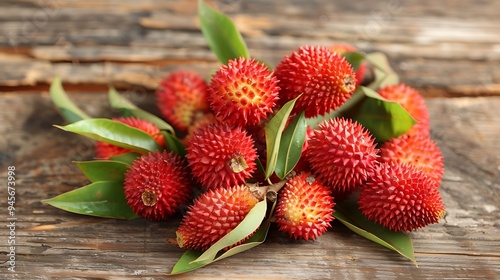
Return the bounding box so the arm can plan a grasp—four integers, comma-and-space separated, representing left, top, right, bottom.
247, 180, 287, 202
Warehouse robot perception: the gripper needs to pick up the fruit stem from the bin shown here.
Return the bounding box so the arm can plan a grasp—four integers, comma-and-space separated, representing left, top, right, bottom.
247, 180, 287, 202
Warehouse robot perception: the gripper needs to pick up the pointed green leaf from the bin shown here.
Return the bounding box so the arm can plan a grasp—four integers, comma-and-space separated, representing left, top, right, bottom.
110, 152, 140, 165
198, 0, 249, 64
343, 51, 365, 72
264, 96, 300, 179
162, 131, 186, 157
344, 87, 417, 142
170, 197, 275, 275
170, 249, 207, 275
192, 199, 267, 263
275, 111, 306, 179
214, 198, 276, 262
55, 118, 161, 154
334, 197, 417, 265
50, 77, 89, 123
75, 160, 129, 182
365, 52, 399, 89
108, 87, 175, 135
42, 181, 138, 219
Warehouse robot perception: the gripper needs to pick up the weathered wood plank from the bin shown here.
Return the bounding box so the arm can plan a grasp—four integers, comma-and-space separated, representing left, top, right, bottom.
0, 92, 499, 279
0, 0, 499, 96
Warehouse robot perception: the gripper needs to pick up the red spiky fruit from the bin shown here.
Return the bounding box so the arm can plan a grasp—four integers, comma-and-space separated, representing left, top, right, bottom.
358, 162, 446, 232
330, 43, 367, 86
95, 117, 165, 159
275, 172, 335, 240
380, 134, 444, 186
181, 112, 216, 147
176, 184, 259, 251
377, 84, 430, 137
156, 70, 210, 132
186, 122, 258, 190
275, 45, 356, 117
208, 57, 280, 127
306, 118, 379, 194
124, 150, 192, 221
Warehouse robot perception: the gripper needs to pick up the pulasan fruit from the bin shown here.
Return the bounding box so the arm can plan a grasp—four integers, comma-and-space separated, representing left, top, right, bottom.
176, 184, 259, 251
208, 57, 280, 128
306, 118, 379, 195
275, 172, 335, 240
275, 45, 356, 117
186, 122, 258, 190
124, 150, 192, 221
358, 162, 446, 232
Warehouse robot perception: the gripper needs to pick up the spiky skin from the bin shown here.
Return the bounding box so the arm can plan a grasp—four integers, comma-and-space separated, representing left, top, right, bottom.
377, 84, 430, 137
95, 117, 165, 159
181, 112, 216, 147
176, 185, 259, 251
358, 162, 445, 232
186, 122, 258, 190
156, 70, 210, 132
330, 43, 367, 86
380, 135, 444, 186
306, 118, 379, 194
275, 45, 356, 117
208, 57, 280, 127
124, 150, 192, 221
275, 172, 335, 240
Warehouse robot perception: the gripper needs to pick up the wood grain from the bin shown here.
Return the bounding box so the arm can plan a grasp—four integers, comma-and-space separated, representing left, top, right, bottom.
0, 0, 499, 96
1, 0, 499, 278
0, 92, 499, 279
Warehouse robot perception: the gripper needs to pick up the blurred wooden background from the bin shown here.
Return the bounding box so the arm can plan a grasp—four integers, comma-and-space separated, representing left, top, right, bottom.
1, 0, 499, 96
0, 0, 499, 279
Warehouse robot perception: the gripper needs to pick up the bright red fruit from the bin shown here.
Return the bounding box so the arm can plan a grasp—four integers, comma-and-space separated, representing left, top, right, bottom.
358, 162, 446, 232
124, 150, 192, 221
275, 45, 356, 117
186, 122, 258, 190
275, 172, 335, 240
208, 57, 280, 127
306, 118, 379, 194
176, 185, 259, 251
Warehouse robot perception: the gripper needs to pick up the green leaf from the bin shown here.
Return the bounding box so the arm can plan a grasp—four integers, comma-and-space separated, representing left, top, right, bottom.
214, 213, 271, 262
264, 96, 300, 179
275, 111, 306, 179
343, 51, 365, 72
198, 0, 249, 64
365, 52, 399, 89
42, 181, 138, 219
75, 160, 129, 182
170, 198, 275, 275
108, 87, 175, 135
344, 87, 416, 142
214, 198, 276, 262
50, 77, 89, 123
334, 196, 417, 265
110, 152, 140, 165
162, 131, 187, 157
170, 249, 206, 275
55, 118, 161, 154
192, 199, 267, 263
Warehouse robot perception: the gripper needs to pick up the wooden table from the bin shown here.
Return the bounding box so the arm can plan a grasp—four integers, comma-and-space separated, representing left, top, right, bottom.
1, 1, 499, 279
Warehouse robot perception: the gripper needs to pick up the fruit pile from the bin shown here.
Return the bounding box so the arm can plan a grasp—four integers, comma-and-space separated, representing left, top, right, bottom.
46, 1, 446, 274
117, 45, 445, 243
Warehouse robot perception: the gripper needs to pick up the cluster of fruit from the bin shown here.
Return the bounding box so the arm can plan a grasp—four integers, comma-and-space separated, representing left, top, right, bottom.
93, 44, 445, 250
